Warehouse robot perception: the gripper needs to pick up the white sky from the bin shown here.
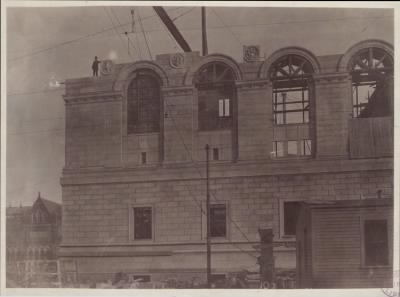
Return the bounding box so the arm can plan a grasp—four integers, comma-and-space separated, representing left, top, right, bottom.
5, 3, 394, 205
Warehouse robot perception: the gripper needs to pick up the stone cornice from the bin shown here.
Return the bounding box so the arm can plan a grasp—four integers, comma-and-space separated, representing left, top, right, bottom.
314, 72, 351, 85
235, 79, 270, 90
162, 86, 194, 97
63, 92, 122, 105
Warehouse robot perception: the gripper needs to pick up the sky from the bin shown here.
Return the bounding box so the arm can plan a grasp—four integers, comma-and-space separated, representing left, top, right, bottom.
5, 3, 394, 206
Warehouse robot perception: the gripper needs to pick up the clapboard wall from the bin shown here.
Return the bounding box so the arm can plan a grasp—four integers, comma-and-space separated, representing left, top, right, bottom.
297, 199, 393, 288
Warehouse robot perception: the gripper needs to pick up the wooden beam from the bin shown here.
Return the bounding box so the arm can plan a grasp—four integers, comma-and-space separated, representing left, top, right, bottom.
153, 6, 192, 52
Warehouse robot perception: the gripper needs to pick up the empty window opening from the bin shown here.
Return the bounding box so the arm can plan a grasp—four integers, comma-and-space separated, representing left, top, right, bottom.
133, 207, 152, 240
213, 148, 219, 161
210, 204, 227, 238
270, 55, 313, 125
350, 47, 393, 118
283, 201, 302, 236
273, 89, 309, 125
364, 219, 389, 266
272, 140, 311, 158
141, 152, 147, 164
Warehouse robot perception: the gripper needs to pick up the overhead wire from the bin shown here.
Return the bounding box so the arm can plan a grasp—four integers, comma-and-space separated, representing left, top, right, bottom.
171, 7, 197, 22
210, 8, 243, 48
137, 9, 153, 60
164, 103, 258, 259
109, 7, 139, 60
7, 7, 183, 63
103, 7, 131, 59
7, 13, 390, 63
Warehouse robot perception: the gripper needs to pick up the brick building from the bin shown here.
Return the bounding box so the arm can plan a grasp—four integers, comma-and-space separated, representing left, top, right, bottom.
59, 39, 393, 287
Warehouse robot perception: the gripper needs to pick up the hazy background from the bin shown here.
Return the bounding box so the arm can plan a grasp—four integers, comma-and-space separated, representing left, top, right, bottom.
6, 4, 394, 205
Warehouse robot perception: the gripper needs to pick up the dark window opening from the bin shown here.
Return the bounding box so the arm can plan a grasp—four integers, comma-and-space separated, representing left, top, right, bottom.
127, 73, 161, 134
364, 219, 389, 266
141, 152, 147, 164
210, 204, 227, 238
213, 148, 219, 161
350, 47, 393, 118
196, 62, 236, 131
134, 207, 152, 240
283, 201, 301, 236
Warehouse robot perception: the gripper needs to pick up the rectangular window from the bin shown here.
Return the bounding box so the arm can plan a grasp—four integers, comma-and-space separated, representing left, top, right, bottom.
364, 220, 389, 266
282, 201, 301, 236
213, 148, 219, 161
287, 140, 298, 156
300, 139, 312, 156
133, 207, 152, 240
272, 141, 285, 158
218, 99, 230, 117
272, 140, 312, 158
141, 152, 147, 164
210, 204, 227, 238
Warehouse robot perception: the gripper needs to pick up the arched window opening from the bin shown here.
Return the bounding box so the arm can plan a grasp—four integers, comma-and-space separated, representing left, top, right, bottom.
270, 54, 314, 158
349, 47, 393, 118
127, 72, 161, 134
270, 54, 313, 125
195, 62, 236, 131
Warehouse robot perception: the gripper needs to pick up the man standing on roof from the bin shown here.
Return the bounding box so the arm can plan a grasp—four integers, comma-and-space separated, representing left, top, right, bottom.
92, 56, 101, 77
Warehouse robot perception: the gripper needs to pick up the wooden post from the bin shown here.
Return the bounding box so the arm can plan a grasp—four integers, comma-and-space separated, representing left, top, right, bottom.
205, 144, 211, 287
202, 7, 208, 56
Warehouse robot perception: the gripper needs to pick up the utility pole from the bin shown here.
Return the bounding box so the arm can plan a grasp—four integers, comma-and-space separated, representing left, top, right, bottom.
205, 144, 211, 288
201, 7, 208, 56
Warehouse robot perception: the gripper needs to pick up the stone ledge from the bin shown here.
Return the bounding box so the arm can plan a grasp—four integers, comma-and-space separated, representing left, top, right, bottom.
64, 92, 122, 105
60, 158, 392, 186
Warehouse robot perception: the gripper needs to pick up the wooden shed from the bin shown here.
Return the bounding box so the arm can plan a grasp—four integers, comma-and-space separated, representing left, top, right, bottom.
296, 198, 393, 288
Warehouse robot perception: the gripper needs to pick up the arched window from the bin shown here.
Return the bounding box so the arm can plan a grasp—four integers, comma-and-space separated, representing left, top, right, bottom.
195, 62, 236, 131
127, 71, 161, 134
349, 47, 393, 118
270, 54, 314, 158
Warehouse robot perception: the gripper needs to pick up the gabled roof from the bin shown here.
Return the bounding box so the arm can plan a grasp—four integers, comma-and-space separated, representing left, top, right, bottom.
40, 198, 61, 215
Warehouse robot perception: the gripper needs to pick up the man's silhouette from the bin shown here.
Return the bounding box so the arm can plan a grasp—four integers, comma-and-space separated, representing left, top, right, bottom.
92, 56, 101, 77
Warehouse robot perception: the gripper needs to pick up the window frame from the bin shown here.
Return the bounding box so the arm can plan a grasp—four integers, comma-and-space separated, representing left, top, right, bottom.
272, 139, 312, 159
202, 201, 230, 240
349, 47, 393, 118
129, 205, 155, 242
270, 54, 314, 127
279, 199, 302, 239
360, 215, 392, 268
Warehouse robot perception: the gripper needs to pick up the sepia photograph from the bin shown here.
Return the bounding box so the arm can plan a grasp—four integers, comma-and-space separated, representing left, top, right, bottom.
3, 1, 397, 292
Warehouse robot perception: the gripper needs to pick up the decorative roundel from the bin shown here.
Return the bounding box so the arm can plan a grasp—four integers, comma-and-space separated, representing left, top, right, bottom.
100, 60, 115, 76
244, 45, 260, 62
169, 53, 185, 69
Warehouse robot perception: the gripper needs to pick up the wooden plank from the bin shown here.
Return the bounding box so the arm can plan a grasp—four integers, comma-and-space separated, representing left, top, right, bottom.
349, 117, 393, 159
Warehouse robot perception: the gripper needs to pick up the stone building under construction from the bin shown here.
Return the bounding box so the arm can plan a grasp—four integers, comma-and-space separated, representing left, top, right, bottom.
59, 39, 393, 287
